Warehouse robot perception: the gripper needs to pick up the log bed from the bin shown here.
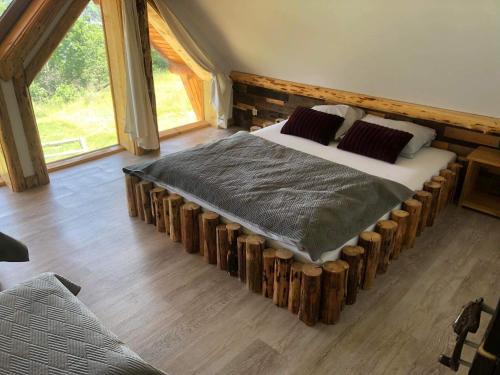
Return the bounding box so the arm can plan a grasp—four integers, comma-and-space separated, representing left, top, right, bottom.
123, 127, 464, 327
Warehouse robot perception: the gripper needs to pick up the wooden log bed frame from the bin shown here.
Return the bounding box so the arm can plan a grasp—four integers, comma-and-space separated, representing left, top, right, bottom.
121, 71, 496, 326
124, 160, 463, 326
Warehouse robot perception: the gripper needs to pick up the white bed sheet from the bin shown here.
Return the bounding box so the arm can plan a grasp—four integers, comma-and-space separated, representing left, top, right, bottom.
162, 122, 455, 263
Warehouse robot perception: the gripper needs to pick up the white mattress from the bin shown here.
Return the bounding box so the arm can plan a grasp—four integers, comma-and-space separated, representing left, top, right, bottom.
164, 122, 455, 263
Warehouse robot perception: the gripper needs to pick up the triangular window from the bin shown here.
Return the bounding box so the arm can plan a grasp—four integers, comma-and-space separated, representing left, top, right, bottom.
30, 2, 117, 163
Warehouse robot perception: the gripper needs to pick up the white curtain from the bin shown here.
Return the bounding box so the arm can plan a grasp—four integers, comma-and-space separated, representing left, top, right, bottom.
152, 0, 232, 128
122, 0, 159, 149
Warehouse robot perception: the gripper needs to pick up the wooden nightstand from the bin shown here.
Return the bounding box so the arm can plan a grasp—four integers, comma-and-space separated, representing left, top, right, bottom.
459, 146, 500, 217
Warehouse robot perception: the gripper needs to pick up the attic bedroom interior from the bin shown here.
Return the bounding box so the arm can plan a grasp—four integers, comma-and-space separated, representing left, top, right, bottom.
0, 0, 498, 374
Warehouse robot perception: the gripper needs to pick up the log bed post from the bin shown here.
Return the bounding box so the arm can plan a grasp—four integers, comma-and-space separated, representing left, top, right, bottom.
447, 162, 463, 203
168, 194, 183, 241
431, 175, 447, 214
358, 231, 381, 290
216, 225, 230, 270
375, 220, 397, 274
390, 210, 409, 259
226, 223, 241, 277
150, 187, 167, 232
262, 249, 276, 298
340, 246, 364, 305
320, 260, 349, 324
198, 214, 204, 256
273, 249, 294, 307
162, 197, 170, 235
338, 260, 349, 310
202, 212, 219, 264
135, 182, 145, 221
288, 262, 303, 314
139, 181, 154, 224
423, 181, 442, 226
125, 175, 140, 217
414, 190, 432, 236
299, 265, 322, 326
402, 199, 422, 249
237, 235, 248, 282
180, 202, 200, 253
440, 169, 455, 205
246, 235, 265, 293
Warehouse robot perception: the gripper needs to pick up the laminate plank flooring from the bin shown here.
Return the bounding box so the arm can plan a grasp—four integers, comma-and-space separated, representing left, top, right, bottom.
0, 126, 498, 375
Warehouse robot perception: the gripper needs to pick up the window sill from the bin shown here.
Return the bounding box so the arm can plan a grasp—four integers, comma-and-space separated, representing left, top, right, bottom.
0, 121, 211, 188
159, 121, 210, 140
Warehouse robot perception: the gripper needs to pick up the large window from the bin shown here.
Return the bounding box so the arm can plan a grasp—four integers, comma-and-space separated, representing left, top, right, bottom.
151, 48, 197, 132
30, 2, 117, 163
0, 0, 14, 17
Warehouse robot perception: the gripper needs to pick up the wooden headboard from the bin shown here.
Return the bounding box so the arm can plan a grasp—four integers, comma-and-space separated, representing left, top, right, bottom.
230, 71, 500, 159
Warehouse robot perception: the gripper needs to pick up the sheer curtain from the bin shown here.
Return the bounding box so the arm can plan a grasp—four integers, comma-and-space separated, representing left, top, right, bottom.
151, 0, 232, 128
122, 0, 159, 149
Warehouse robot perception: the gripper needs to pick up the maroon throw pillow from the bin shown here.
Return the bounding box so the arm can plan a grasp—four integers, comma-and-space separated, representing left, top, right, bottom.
280, 106, 344, 145
337, 120, 413, 163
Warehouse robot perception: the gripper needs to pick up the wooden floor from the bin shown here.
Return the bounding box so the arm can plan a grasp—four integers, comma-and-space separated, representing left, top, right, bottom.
0, 126, 499, 375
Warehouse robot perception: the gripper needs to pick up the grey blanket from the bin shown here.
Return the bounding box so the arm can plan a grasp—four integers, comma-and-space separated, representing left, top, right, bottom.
124, 132, 413, 260
0, 273, 165, 375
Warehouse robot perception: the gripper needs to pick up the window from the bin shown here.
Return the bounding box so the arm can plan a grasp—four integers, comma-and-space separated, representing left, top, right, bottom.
30, 2, 117, 163
151, 47, 197, 132
0, 0, 14, 17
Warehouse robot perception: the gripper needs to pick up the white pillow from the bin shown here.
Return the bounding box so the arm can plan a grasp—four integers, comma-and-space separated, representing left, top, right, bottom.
311, 104, 365, 140
361, 114, 436, 158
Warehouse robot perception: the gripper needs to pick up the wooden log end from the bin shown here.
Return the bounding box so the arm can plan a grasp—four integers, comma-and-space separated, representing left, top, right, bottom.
375, 220, 397, 274
262, 248, 277, 298
299, 264, 323, 326
216, 224, 229, 270
237, 234, 248, 283
180, 202, 200, 253
320, 260, 349, 324
202, 211, 220, 264
246, 235, 265, 293
358, 231, 382, 290
341, 246, 364, 305
402, 198, 422, 249
168, 193, 184, 242
288, 261, 304, 314
273, 249, 294, 307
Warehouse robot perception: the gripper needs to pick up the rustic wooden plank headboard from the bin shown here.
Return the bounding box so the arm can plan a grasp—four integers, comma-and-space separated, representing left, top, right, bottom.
230, 71, 500, 158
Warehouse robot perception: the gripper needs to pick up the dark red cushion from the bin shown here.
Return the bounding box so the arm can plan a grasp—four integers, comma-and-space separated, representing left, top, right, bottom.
337, 120, 413, 163
280, 106, 344, 145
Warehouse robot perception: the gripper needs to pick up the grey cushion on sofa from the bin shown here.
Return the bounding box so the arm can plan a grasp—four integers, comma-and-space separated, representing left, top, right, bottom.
0, 273, 166, 374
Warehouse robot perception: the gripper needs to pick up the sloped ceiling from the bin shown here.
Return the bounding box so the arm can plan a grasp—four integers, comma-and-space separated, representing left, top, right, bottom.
163, 0, 500, 118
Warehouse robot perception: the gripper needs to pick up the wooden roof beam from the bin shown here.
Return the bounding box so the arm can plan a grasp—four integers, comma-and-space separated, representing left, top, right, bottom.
25, 0, 89, 84
0, 0, 61, 80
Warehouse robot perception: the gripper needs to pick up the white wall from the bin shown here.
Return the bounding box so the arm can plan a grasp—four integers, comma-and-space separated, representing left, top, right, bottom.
164, 0, 500, 118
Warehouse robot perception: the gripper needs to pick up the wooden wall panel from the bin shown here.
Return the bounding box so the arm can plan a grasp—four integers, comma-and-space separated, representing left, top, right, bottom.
231, 77, 500, 159
231, 71, 500, 135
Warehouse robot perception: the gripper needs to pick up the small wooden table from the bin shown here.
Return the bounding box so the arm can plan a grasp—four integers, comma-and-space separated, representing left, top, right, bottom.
459, 146, 500, 217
